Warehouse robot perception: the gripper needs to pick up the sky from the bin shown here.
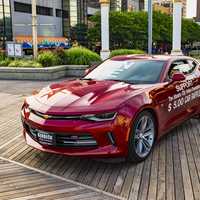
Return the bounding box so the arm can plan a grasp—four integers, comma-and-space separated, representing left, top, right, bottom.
186, 0, 197, 18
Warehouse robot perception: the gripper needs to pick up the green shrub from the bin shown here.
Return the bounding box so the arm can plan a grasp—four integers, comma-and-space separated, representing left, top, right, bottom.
110, 49, 145, 58
65, 47, 101, 65
0, 51, 6, 61
53, 48, 68, 64
0, 58, 12, 66
8, 60, 42, 68
37, 51, 61, 67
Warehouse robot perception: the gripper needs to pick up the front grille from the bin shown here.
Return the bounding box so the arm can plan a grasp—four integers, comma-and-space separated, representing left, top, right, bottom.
24, 123, 97, 148
56, 135, 97, 147
31, 109, 82, 120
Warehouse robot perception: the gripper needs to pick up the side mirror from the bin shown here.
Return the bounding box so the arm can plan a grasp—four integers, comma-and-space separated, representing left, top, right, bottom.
172, 72, 186, 82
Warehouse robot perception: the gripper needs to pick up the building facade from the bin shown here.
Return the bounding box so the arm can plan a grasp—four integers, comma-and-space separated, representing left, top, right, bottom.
0, 0, 145, 49
11, 0, 64, 37
0, 0, 12, 48
144, 0, 187, 17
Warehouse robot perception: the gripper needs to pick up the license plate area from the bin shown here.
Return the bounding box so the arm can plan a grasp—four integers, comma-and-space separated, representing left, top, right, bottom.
37, 130, 55, 145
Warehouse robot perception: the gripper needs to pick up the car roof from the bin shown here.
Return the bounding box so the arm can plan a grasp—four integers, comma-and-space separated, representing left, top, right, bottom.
110, 54, 193, 62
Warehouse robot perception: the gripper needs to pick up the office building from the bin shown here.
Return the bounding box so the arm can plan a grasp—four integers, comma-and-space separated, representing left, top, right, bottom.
144, 0, 187, 17
0, 0, 13, 49
0, 0, 145, 49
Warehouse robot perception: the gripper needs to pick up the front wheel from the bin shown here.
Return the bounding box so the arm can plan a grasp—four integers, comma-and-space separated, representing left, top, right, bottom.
127, 111, 156, 163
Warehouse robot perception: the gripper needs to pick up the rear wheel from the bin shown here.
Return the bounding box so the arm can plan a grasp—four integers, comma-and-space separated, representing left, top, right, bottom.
127, 111, 156, 163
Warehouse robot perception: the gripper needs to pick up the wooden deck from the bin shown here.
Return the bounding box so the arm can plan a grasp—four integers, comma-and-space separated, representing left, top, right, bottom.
0, 81, 200, 200
0, 158, 119, 200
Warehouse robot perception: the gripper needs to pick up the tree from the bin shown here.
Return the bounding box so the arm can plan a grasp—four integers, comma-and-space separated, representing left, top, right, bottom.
70, 23, 88, 46
87, 11, 200, 51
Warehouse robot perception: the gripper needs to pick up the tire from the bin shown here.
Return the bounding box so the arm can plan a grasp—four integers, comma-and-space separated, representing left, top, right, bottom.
127, 111, 156, 163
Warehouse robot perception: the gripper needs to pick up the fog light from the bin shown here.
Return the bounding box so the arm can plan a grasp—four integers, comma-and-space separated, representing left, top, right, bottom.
107, 132, 116, 146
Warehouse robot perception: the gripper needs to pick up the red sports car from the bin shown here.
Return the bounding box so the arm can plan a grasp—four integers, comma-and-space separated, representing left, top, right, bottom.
21, 55, 200, 162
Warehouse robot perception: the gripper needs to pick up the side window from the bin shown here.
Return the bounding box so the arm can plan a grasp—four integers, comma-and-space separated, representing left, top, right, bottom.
168, 60, 195, 79
187, 59, 198, 73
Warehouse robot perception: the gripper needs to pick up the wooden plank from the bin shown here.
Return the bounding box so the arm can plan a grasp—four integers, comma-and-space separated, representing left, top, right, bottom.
1, 140, 26, 158
128, 161, 144, 200
97, 163, 114, 190
31, 188, 93, 200
184, 121, 200, 199
31, 152, 52, 169
75, 159, 93, 182
113, 163, 129, 196
172, 126, 188, 200
64, 158, 83, 179
0, 159, 120, 200
51, 157, 74, 175
120, 163, 136, 199
90, 162, 107, 188
165, 132, 175, 200
137, 153, 152, 200
191, 119, 200, 180
0, 136, 22, 154
178, 124, 194, 200
82, 160, 100, 186
105, 163, 122, 193
147, 143, 159, 200
157, 139, 166, 200
0, 185, 81, 200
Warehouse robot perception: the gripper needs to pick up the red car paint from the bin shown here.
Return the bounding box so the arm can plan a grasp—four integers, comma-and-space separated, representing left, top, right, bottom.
21, 55, 200, 158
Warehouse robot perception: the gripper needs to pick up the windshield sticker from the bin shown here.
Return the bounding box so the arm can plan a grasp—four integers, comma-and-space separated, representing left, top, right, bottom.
167, 81, 200, 112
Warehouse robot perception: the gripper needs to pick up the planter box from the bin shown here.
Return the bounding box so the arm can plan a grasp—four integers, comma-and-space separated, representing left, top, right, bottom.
0, 65, 88, 81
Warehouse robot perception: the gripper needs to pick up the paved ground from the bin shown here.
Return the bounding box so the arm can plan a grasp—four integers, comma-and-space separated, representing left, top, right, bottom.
0, 80, 200, 200
0, 79, 68, 95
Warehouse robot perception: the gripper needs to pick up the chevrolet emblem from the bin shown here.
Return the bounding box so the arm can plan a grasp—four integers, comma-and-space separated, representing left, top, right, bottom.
43, 115, 49, 119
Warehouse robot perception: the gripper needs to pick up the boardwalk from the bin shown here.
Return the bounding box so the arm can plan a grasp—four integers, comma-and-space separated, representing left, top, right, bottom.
0, 80, 200, 200
0, 158, 119, 200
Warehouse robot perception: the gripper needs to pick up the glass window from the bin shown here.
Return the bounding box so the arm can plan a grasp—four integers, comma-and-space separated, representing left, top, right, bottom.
14, 1, 54, 16
0, 0, 12, 49
56, 9, 62, 17
37, 6, 53, 16
85, 60, 165, 84
14, 2, 32, 13
169, 59, 197, 78
187, 59, 198, 71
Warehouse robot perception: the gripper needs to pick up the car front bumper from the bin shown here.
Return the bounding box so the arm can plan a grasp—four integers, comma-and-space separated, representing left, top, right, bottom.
21, 109, 132, 158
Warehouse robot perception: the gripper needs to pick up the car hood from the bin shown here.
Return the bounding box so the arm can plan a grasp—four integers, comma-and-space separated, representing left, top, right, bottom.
27, 79, 153, 114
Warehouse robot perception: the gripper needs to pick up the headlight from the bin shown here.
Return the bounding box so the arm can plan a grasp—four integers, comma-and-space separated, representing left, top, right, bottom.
21, 102, 30, 118
82, 112, 117, 122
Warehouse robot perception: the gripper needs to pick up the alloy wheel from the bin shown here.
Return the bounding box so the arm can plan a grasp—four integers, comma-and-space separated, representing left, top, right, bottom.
134, 115, 155, 158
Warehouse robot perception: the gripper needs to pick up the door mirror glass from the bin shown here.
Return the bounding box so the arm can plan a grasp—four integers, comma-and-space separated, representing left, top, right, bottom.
172, 72, 186, 82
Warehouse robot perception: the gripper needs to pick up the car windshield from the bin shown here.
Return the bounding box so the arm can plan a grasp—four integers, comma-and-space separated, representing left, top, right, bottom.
84, 60, 165, 84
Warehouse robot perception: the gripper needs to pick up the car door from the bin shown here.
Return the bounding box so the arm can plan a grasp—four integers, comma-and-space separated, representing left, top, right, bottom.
154, 59, 195, 134
185, 59, 200, 115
